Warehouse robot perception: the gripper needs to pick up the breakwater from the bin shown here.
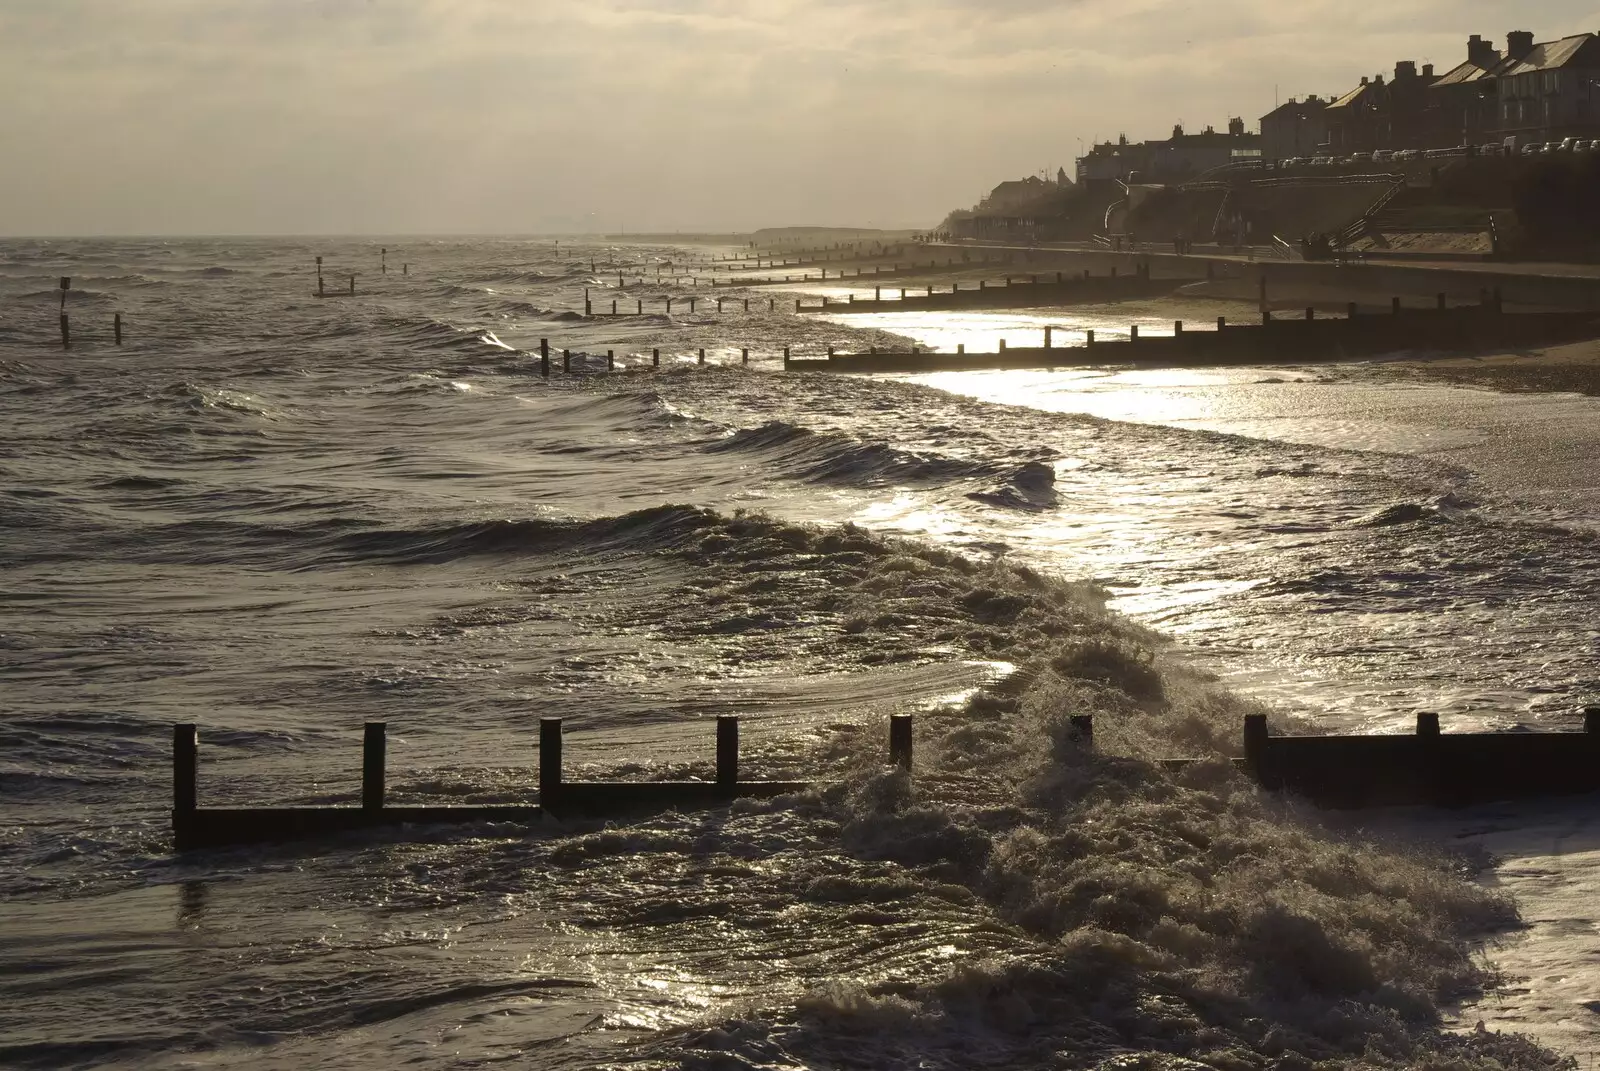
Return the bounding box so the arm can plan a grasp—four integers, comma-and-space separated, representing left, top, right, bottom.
795, 265, 1183, 312
784, 302, 1599, 374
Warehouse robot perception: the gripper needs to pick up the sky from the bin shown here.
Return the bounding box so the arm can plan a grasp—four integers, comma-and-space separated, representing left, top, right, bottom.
3, 0, 1599, 236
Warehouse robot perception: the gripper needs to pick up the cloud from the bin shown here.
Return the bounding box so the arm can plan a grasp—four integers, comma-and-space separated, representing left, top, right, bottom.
1, 0, 1596, 233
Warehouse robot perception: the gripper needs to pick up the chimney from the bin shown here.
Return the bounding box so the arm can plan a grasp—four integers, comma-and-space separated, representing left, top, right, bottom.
1228, 116, 1246, 136
1173, 123, 1185, 139
1396, 60, 1417, 80
1468, 34, 1497, 66
1507, 31, 1535, 59
1422, 63, 1435, 78
1374, 73, 1386, 86
1361, 75, 1370, 86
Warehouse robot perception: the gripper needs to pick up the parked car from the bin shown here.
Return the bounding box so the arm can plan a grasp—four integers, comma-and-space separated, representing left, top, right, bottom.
1522, 143, 1545, 156
1347, 153, 1373, 165
1479, 143, 1503, 156
1372, 149, 1395, 163
1393, 149, 1420, 162
1559, 137, 1580, 151
1309, 155, 1334, 167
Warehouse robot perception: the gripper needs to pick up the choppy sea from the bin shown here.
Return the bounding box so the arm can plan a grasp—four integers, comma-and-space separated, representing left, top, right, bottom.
3, 236, 1598, 1069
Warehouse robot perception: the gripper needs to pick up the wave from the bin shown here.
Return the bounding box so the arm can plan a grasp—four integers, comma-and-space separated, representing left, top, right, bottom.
965, 460, 1060, 512
703, 421, 1002, 487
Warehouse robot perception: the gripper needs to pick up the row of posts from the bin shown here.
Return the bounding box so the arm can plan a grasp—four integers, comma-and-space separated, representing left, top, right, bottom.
171, 713, 920, 813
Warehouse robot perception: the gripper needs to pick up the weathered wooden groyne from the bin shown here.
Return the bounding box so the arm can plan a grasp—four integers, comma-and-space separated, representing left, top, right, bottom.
168, 707, 1600, 849
795, 266, 1182, 313
1246, 710, 1600, 808
169, 716, 888, 850
784, 301, 1599, 374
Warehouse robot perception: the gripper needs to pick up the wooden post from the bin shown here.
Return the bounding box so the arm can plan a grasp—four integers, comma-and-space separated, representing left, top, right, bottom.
795, 299, 801, 312
113, 312, 123, 345
348, 275, 355, 295
403, 263, 408, 276
689, 298, 697, 313
563, 349, 571, 373
318, 276, 325, 297
652, 348, 660, 367
717, 715, 738, 789
957, 343, 964, 353
717, 298, 723, 312
1130, 324, 1139, 340
362, 722, 386, 810
889, 713, 913, 770
783, 346, 790, 366
1243, 714, 1268, 780
607, 350, 614, 371
60, 313, 70, 349
1585, 706, 1600, 733
1069, 715, 1093, 747
874, 286, 880, 300
743, 298, 749, 312
637, 300, 643, 314
611, 299, 617, 315
1305, 307, 1314, 321
173, 723, 198, 814
666, 297, 673, 314
1174, 320, 1183, 335
1084, 330, 1094, 346
741, 347, 748, 365
382, 247, 387, 275
999, 338, 1007, 351
1217, 316, 1226, 331
540, 338, 550, 377
1416, 712, 1440, 737
698, 348, 705, 365
539, 718, 562, 810
1044, 325, 1052, 348
315, 256, 322, 281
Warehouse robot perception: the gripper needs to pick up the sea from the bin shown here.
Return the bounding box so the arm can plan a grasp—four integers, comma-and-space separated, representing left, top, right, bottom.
2, 236, 1599, 1070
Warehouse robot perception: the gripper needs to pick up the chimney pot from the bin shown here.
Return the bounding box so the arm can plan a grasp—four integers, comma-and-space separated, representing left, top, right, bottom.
1423, 63, 1434, 78
1507, 31, 1535, 59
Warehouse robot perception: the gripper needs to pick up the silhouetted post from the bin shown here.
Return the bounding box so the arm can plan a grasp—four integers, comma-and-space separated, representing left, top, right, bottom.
59, 313, 69, 349
1263, 309, 1272, 324
999, 338, 1007, 352
315, 256, 322, 282
1130, 325, 1139, 340
874, 286, 880, 300
889, 713, 913, 770
1174, 320, 1184, 335
689, 298, 696, 313
717, 715, 738, 789
381, 248, 387, 275
795, 299, 801, 312
717, 297, 723, 312
666, 297, 673, 314
318, 276, 325, 297
348, 275, 355, 295
1084, 330, 1094, 346
403, 264, 408, 276
637, 300, 642, 314
114, 312, 122, 345
782, 346, 790, 367
362, 722, 386, 810
743, 298, 749, 312
741, 347, 748, 365
1044, 326, 1052, 348
1585, 706, 1600, 733
607, 349, 614, 371
1069, 715, 1093, 747
1056, 271, 1063, 284
1243, 714, 1268, 779
1306, 307, 1314, 321
539, 718, 562, 810
173, 723, 198, 814
611, 299, 617, 315
768, 298, 774, 311
652, 348, 660, 367
563, 349, 571, 372
1417, 712, 1440, 737
58, 277, 70, 349
698, 348, 705, 364
1217, 316, 1226, 331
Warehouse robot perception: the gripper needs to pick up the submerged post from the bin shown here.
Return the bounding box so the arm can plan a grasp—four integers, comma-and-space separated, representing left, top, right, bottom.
889, 713, 913, 771
114, 312, 123, 345
60, 313, 69, 349
362, 722, 386, 810
540, 718, 562, 810
348, 275, 355, 295
540, 338, 550, 377
717, 715, 738, 788
173, 723, 198, 814
607, 349, 615, 371
652, 347, 660, 367
1243, 714, 1268, 780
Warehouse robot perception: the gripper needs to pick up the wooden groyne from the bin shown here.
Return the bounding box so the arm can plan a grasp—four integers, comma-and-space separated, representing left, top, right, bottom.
168, 707, 1600, 849
1246, 710, 1600, 808
169, 716, 909, 850
795, 266, 1181, 313
783, 302, 1599, 374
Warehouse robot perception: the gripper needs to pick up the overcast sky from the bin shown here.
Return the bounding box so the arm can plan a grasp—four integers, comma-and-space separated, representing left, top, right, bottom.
3, 0, 1598, 235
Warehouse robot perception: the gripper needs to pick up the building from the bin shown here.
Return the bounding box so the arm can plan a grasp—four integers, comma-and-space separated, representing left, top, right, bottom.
1260, 96, 1330, 161
1487, 31, 1600, 144
1323, 61, 1442, 153
1076, 119, 1261, 185
1430, 34, 1508, 146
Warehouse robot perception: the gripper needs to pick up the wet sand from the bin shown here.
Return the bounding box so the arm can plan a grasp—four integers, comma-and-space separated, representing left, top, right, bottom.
1369, 339, 1600, 397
